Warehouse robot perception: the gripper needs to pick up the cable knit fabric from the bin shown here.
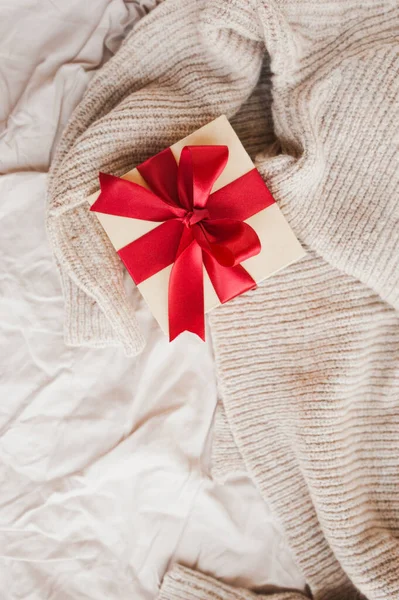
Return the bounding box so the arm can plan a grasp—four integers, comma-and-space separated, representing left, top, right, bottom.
47, 1, 399, 599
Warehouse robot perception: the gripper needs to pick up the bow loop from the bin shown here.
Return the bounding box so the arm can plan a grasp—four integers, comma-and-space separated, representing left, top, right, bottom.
177, 145, 228, 210
193, 219, 261, 267
94, 172, 185, 221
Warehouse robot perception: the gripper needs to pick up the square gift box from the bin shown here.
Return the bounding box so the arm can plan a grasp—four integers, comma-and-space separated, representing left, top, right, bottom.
87, 116, 305, 340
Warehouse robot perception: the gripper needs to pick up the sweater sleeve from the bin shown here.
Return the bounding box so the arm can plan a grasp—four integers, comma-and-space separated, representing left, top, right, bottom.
158, 565, 307, 600
58, 268, 145, 356
47, 0, 265, 355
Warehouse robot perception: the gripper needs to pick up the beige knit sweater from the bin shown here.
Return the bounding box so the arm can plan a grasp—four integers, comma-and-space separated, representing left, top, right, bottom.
47, 1, 399, 599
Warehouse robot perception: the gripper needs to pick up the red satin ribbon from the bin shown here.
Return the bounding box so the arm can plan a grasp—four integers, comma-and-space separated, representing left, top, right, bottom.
91, 145, 275, 341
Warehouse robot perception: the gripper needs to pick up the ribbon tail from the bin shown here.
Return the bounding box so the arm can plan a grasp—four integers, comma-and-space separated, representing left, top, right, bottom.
203, 253, 256, 304
168, 231, 204, 342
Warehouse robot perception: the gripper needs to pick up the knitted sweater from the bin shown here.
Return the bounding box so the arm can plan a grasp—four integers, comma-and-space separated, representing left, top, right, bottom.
47, 1, 399, 599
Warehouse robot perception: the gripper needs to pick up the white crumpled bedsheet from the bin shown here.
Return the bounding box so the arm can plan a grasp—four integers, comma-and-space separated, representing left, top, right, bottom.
0, 1, 305, 598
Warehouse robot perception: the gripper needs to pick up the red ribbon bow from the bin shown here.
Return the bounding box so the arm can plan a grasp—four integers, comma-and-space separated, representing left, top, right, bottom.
91, 145, 275, 341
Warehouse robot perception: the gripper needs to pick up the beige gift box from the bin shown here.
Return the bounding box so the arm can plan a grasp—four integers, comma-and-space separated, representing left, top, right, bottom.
88, 116, 305, 336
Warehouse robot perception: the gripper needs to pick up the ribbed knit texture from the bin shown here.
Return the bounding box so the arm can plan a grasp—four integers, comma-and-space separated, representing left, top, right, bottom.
47, 1, 399, 599
211, 401, 247, 482
210, 256, 399, 600
158, 565, 307, 600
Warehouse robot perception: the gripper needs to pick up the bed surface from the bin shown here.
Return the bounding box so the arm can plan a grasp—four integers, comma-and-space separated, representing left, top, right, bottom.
0, 1, 305, 598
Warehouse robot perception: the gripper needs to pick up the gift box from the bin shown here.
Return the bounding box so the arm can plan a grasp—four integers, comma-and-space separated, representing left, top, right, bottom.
87, 116, 305, 341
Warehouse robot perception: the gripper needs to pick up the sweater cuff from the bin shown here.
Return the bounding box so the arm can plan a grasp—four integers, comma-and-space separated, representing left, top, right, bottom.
60, 269, 145, 357
158, 565, 307, 600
